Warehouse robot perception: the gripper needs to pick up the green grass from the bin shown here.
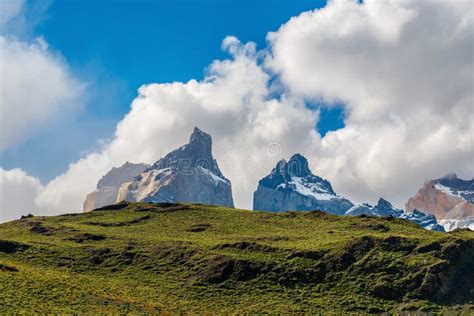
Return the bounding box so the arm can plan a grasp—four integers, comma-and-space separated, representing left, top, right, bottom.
1, 202, 473, 314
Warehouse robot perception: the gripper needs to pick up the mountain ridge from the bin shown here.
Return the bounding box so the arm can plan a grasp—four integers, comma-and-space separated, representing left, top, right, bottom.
80, 130, 472, 231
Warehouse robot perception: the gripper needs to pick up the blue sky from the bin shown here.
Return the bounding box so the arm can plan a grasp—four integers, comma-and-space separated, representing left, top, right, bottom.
2, 0, 345, 183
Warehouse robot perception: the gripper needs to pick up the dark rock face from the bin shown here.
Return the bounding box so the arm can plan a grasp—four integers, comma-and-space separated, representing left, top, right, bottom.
117, 127, 234, 207
83, 162, 149, 211
253, 154, 353, 215
151, 127, 226, 180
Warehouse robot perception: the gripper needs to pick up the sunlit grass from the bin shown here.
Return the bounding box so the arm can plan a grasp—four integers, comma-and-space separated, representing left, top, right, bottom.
1, 202, 473, 313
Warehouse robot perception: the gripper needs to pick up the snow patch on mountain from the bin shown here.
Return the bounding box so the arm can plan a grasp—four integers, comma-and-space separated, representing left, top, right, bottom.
439, 218, 474, 231
280, 176, 336, 201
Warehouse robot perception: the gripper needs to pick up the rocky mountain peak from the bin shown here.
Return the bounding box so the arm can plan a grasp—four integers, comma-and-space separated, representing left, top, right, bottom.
346, 197, 403, 218
434, 174, 474, 202
254, 153, 353, 215
189, 127, 212, 155
153, 127, 223, 177
406, 174, 474, 231
114, 128, 233, 207
287, 153, 311, 177
84, 128, 233, 210
375, 198, 394, 212
260, 154, 318, 189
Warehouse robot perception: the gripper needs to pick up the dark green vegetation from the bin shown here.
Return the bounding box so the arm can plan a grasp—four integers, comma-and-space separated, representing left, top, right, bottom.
1, 202, 473, 314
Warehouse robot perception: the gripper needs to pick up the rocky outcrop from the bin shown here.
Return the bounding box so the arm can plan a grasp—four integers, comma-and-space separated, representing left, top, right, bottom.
116, 127, 234, 207
83, 162, 149, 211
406, 173, 474, 231
253, 154, 353, 215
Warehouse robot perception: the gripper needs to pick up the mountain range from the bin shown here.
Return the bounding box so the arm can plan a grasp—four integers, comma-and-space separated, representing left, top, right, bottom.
83, 128, 473, 232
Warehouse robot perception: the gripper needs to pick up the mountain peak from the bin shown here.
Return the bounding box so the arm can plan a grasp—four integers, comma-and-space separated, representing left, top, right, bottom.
190, 126, 211, 143
254, 153, 353, 214
406, 174, 474, 230
376, 198, 393, 208
288, 153, 311, 177
112, 128, 233, 208
188, 127, 212, 158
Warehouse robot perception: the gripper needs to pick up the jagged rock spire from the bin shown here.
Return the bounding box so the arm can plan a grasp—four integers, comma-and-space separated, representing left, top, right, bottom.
254, 153, 353, 214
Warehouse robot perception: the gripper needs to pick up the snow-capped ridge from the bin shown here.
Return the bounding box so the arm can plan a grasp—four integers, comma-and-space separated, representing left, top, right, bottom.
346, 198, 445, 231
406, 173, 474, 231
345, 198, 402, 218
400, 210, 445, 232
253, 153, 353, 215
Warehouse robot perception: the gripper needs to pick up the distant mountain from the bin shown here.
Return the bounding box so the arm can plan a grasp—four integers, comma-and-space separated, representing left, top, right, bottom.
400, 210, 445, 232
116, 127, 234, 207
83, 162, 149, 211
440, 216, 474, 231
346, 198, 403, 218
252, 154, 447, 231
253, 154, 353, 215
406, 173, 474, 231
346, 198, 444, 231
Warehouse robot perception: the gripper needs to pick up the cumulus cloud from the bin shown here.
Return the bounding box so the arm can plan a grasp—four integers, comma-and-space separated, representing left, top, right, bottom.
36, 37, 319, 212
24, 0, 474, 215
0, 0, 25, 27
0, 35, 86, 149
0, 1, 86, 221
267, 0, 474, 206
0, 168, 43, 222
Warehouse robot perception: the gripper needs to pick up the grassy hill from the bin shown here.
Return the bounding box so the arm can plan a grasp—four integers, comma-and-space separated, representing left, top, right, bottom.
1, 202, 473, 314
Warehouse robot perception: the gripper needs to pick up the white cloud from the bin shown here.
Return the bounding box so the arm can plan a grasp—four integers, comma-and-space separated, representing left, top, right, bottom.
267, 0, 474, 206
36, 37, 319, 212
22, 0, 474, 215
0, 35, 86, 150
0, 1, 86, 221
0, 167, 43, 222
0, 0, 25, 27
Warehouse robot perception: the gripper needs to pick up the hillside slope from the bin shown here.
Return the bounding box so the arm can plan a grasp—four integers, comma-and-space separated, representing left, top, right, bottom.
1, 202, 473, 314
